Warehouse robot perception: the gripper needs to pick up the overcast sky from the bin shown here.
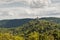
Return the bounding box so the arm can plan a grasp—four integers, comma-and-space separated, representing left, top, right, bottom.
0, 0, 60, 20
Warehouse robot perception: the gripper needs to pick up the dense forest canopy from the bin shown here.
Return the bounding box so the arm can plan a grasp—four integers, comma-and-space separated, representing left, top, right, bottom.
0, 17, 60, 40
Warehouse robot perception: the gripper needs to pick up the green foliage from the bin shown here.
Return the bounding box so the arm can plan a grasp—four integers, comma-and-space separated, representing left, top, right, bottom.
0, 19, 60, 40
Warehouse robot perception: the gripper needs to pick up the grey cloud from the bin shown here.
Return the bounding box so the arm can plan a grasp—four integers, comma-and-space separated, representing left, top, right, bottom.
1, 0, 13, 2
0, 11, 12, 16
30, 0, 45, 8
47, 13, 60, 15
0, 0, 52, 8
0, 2, 29, 8
0, 0, 60, 8
51, 0, 60, 3
0, 0, 60, 20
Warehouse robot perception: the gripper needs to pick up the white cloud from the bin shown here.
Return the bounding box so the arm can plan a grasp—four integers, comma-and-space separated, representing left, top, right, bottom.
0, 0, 60, 20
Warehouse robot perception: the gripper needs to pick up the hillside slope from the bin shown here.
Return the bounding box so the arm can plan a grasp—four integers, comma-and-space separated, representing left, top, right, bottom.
0, 18, 32, 28
0, 19, 60, 40
40, 17, 60, 23
0, 17, 60, 28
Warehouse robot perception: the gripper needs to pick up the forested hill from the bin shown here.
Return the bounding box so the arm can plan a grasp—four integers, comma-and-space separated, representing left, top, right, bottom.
0, 18, 60, 40
0, 17, 60, 28
0, 18, 32, 28
40, 17, 60, 23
